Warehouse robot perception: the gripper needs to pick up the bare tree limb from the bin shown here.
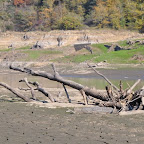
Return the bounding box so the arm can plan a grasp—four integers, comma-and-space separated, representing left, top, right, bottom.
80, 89, 88, 105
10, 64, 109, 101
23, 78, 36, 100
32, 82, 55, 103
127, 79, 141, 95
0, 82, 32, 102
19, 79, 55, 103
63, 84, 71, 103
87, 63, 119, 92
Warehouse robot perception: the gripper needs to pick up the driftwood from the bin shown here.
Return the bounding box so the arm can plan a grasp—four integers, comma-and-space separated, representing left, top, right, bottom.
0, 63, 141, 114
22, 78, 36, 100
19, 79, 55, 102
9, 64, 109, 101
63, 84, 71, 103
80, 89, 88, 105
0, 82, 32, 102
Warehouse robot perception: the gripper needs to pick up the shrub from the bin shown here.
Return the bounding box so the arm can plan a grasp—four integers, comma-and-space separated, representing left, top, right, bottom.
59, 16, 82, 30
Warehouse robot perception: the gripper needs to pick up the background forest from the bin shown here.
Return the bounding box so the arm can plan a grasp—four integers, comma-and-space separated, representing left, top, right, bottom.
0, 0, 144, 32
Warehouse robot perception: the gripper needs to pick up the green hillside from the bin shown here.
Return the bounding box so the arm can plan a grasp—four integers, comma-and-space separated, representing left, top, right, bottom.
58, 40, 144, 64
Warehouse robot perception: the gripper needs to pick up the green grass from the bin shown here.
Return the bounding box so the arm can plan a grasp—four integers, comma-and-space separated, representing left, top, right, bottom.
118, 40, 128, 47
92, 43, 108, 53
59, 41, 144, 64
23, 49, 62, 60
16, 46, 31, 50
94, 46, 144, 64
0, 48, 11, 52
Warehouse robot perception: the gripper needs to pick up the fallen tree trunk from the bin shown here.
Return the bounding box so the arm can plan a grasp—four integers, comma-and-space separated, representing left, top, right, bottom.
0, 82, 32, 102
19, 80, 55, 102
8, 64, 144, 111
10, 64, 109, 101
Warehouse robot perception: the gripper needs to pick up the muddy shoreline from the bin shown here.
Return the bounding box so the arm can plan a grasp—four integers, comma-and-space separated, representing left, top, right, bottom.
0, 63, 144, 144
0, 102, 144, 144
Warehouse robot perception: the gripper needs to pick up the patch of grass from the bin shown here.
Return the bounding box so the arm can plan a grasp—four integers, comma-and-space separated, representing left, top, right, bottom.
94, 47, 144, 64
118, 40, 128, 47
23, 49, 62, 60
0, 48, 11, 52
59, 41, 144, 64
17, 46, 31, 50
58, 43, 108, 63
92, 43, 108, 53
70, 54, 96, 63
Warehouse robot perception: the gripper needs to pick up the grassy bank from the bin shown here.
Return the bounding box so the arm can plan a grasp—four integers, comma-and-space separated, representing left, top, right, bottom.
0, 39, 144, 64
58, 40, 144, 64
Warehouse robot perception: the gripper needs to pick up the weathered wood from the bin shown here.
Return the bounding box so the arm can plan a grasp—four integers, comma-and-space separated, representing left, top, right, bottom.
119, 80, 123, 94
9, 64, 144, 111
105, 86, 113, 101
33, 82, 55, 102
19, 79, 55, 102
10, 64, 109, 101
127, 79, 141, 95
87, 63, 119, 92
80, 89, 88, 105
63, 84, 71, 103
23, 78, 36, 100
0, 82, 32, 102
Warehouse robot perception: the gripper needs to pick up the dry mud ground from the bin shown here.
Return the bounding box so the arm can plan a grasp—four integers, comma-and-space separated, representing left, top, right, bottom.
0, 102, 144, 144
0, 30, 144, 49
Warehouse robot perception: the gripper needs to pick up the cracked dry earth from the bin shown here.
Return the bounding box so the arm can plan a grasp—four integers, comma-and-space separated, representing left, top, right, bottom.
0, 102, 144, 144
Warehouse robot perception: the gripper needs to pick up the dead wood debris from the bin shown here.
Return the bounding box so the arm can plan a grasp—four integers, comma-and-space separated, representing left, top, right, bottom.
0, 63, 143, 115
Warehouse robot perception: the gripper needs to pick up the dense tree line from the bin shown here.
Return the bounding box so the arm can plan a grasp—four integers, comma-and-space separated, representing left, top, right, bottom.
0, 0, 144, 32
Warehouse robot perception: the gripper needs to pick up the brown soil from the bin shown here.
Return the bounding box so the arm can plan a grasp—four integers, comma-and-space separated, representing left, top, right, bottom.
0, 30, 143, 49
0, 102, 144, 144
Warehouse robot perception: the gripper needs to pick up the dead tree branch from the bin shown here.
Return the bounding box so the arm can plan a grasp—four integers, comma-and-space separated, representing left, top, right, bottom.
10, 64, 109, 101
80, 89, 88, 105
87, 63, 119, 92
127, 79, 141, 95
19, 79, 55, 102
0, 82, 32, 102
32, 82, 55, 102
23, 78, 36, 100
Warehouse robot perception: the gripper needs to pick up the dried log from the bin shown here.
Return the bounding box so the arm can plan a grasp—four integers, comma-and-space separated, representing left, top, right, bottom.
63, 84, 71, 103
19, 79, 55, 103
94, 98, 121, 109
0, 82, 32, 102
10, 64, 109, 101
9, 64, 144, 111
23, 78, 36, 100
119, 80, 123, 94
80, 89, 88, 105
105, 86, 114, 102
32, 82, 55, 102
127, 79, 141, 95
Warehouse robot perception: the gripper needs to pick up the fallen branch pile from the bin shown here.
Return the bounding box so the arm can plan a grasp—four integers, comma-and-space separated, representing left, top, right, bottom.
0, 63, 143, 114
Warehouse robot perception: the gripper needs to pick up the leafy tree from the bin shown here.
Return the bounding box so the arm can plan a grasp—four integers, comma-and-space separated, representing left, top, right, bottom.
58, 14, 82, 30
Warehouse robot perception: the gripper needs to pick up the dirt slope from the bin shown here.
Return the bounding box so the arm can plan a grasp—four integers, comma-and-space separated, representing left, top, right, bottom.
0, 29, 143, 49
